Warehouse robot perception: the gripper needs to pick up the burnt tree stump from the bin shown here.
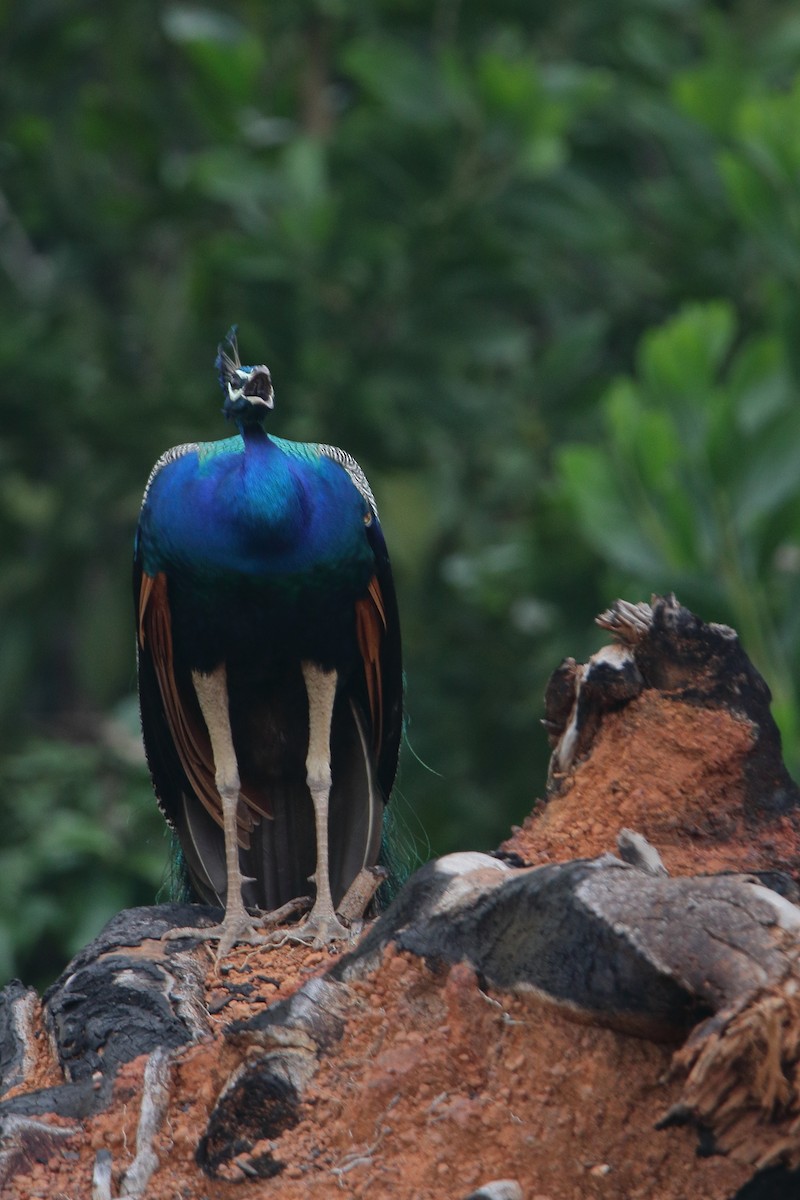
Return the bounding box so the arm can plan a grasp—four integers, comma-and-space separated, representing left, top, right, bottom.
2, 595, 800, 1200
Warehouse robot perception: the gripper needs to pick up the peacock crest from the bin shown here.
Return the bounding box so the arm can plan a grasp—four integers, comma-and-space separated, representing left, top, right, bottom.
215, 326, 274, 419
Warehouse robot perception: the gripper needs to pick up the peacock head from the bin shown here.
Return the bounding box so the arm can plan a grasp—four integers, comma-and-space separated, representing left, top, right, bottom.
216, 326, 274, 425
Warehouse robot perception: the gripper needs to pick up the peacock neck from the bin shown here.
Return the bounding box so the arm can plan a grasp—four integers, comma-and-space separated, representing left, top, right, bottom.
235, 423, 306, 534
236, 422, 279, 468
238, 421, 270, 446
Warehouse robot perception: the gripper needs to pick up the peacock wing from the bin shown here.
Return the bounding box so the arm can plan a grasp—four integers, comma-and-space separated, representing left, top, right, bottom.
134, 557, 258, 906
356, 518, 404, 801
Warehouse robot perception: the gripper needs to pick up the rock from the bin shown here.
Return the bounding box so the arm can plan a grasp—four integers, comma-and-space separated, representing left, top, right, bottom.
464, 1180, 524, 1200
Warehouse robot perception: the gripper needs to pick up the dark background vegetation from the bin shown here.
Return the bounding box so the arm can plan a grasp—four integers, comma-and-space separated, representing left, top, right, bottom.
3, 0, 800, 987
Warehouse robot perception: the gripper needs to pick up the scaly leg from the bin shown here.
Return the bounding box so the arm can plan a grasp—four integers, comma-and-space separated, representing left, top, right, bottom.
295, 661, 351, 944
166, 662, 355, 956
260, 663, 367, 948
165, 664, 267, 958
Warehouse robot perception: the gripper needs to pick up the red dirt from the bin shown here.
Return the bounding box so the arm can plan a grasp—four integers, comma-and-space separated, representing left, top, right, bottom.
505, 691, 800, 881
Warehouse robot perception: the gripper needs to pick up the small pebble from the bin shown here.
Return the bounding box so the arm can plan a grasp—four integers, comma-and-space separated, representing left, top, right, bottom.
464, 1180, 523, 1200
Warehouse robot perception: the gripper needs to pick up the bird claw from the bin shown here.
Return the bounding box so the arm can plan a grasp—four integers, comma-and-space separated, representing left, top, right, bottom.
163, 897, 347, 960
263, 866, 384, 947
163, 911, 271, 959
162, 889, 366, 957
258, 870, 384, 948
262, 908, 353, 949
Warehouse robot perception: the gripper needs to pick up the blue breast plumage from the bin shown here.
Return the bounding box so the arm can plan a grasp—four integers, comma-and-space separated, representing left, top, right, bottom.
137, 429, 378, 674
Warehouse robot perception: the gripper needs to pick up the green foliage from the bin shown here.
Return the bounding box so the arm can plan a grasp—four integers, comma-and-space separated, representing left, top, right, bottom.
3, 0, 800, 982
557, 302, 800, 762
0, 730, 167, 990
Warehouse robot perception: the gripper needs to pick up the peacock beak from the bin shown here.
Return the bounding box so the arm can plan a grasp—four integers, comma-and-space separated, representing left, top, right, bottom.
223, 366, 275, 421
241, 367, 274, 407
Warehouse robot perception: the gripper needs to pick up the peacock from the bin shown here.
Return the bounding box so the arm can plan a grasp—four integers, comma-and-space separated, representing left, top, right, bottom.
134, 329, 402, 954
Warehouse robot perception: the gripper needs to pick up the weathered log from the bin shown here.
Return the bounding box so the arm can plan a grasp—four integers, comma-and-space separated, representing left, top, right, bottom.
0, 906, 220, 1192
0, 980, 38, 1099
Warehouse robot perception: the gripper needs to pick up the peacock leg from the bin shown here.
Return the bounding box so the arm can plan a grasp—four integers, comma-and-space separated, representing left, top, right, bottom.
164, 661, 352, 954
296, 661, 351, 945
165, 664, 266, 957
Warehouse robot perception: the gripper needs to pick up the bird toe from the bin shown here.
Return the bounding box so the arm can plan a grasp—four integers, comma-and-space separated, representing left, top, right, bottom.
161, 912, 271, 959
285, 908, 353, 948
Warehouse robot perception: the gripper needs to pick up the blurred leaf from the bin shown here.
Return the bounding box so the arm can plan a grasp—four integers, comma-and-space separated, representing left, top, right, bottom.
729, 335, 790, 432
162, 5, 263, 101
733, 417, 800, 535
162, 6, 248, 44
558, 444, 663, 575
638, 301, 736, 400
0, 737, 165, 989
343, 36, 450, 125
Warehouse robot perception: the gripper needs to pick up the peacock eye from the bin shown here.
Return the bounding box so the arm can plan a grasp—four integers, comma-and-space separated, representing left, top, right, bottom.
363, 510, 373, 526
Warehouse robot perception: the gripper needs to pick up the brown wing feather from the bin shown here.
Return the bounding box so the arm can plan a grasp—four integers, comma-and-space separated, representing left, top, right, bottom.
355, 574, 387, 754
137, 570, 256, 846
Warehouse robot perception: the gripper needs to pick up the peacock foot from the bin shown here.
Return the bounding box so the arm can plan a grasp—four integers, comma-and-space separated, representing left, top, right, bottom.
262, 867, 386, 948
262, 907, 352, 949
164, 909, 274, 960
162, 868, 385, 957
